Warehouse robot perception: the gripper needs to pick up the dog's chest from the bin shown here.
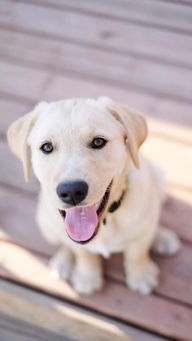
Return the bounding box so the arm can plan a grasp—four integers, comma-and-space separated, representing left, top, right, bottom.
85, 212, 132, 258
87, 233, 125, 258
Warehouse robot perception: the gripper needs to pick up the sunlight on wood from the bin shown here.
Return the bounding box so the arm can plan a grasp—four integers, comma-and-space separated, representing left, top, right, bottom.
147, 117, 192, 144
55, 303, 128, 337
0, 242, 78, 299
0, 279, 135, 341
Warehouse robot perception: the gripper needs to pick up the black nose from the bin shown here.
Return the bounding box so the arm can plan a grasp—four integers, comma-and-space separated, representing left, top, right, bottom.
56, 180, 88, 205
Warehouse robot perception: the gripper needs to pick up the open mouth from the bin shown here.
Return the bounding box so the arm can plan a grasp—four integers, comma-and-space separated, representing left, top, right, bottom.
59, 182, 112, 244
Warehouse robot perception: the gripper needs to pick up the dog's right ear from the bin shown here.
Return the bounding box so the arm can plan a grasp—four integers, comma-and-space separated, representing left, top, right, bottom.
108, 102, 148, 168
7, 110, 38, 182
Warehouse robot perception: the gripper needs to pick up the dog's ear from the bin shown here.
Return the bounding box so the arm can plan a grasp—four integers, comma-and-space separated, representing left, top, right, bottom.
108, 103, 148, 168
7, 110, 38, 182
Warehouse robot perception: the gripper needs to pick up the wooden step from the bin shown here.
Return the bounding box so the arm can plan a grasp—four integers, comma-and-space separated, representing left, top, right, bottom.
19, 0, 192, 33
1, 0, 192, 68
1, 279, 152, 341
0, 242, 191, 341
0, 30, 192, 102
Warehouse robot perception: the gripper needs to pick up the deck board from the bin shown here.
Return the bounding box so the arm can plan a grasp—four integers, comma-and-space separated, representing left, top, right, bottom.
1, 0, 192, 68
0, 279, 149, 341
1, 66, 192, 127
17, 0, 192, 33
0, 61, 49, 101
106, 247, 192, 305
0, 0, 192, 339
0, 30, 192, 102
0, 242, 191, 341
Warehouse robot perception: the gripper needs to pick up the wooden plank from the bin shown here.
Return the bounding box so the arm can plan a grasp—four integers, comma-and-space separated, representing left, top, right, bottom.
147, 117, 192, 145
0, 30, 192, 102
0, 42, 191, 128
105, 245, 192, 305
0, 187, 55, 255
142, 134, 192, 190
0, 314, 70, 341
166, 184, 192, 205
1, 0, 192, 68
0, 242, 191, 341
0, 141, 38, 193
0, 279, 149, 341
17, 0, 192, 33
0, 99, 31, 138
160, 195, 192, 243
43, 74, 192, 127
0, 60, 50, 101
1, 64, 192, 128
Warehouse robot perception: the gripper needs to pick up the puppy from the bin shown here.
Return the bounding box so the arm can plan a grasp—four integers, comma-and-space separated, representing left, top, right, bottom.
7, 97, 180, 295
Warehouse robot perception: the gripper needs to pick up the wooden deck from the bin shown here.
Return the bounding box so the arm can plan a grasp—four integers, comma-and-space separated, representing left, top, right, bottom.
0, 0, 192, 340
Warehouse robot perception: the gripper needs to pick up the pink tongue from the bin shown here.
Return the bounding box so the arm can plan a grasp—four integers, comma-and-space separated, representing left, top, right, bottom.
65, 205, 99, 242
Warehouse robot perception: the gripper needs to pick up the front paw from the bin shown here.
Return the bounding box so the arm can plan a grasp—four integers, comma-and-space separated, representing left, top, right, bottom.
126, 260, 159, 295
49, 248, 74, 281
71, 268, 103, 295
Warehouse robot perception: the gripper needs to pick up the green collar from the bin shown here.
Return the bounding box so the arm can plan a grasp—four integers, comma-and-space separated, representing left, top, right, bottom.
108, 190, 126, 213
103, 190, 126, 225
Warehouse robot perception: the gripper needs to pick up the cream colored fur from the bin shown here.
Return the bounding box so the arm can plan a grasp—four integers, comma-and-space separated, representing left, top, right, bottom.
7, 97, 180, 295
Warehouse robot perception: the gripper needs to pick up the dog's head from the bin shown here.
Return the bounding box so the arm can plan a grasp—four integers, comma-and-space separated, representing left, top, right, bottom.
7, 97, 147, 243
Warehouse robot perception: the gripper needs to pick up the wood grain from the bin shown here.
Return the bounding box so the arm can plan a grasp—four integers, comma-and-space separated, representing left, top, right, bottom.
0, 141, 38, 193
0, 187, 55, 255
1, 0, 192, 68
0, 314, 71, 341
0, 99, 31, 138
0, 30, 192, 102
1, 68, 192, 129
0, 60, 50, 102
22, 0, 192, 33
105, 246, 192, 305
0, 242, 191, 341
0, 279, 143, 341
43, 74, 192, 127
142, 134, 192, 189
0, 1, 192, 339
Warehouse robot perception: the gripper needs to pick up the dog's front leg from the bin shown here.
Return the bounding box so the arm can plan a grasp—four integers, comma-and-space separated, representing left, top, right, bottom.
124, 234, 159, 295
71, 249, 103, 295
49, 245, 74, 281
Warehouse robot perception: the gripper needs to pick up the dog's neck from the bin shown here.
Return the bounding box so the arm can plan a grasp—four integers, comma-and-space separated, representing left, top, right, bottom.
108, 190, 126, 213
108, 163, 129, 213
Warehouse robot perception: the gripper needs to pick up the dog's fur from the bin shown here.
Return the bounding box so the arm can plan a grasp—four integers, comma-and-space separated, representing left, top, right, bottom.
7, 97, 180, 295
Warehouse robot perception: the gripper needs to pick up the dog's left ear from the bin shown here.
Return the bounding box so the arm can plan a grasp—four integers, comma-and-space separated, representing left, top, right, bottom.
108, 103, 148, 168
7, 110, 38, 182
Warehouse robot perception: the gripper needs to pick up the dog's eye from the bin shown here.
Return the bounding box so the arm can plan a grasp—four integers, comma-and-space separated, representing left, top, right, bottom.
91, 137, 107, 149
40, 142, 53, 154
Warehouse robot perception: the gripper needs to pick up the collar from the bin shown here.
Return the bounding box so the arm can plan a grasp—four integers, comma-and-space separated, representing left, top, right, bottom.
108, 190, 126, 213
102, 189, 126, 225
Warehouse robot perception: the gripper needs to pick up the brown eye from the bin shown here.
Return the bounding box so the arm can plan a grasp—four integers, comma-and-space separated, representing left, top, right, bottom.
91, 137, 107, 149
40, 142, 53, 154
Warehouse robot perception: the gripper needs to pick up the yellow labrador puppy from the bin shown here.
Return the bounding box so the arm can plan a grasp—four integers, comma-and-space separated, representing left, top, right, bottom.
7, 97, 180, 295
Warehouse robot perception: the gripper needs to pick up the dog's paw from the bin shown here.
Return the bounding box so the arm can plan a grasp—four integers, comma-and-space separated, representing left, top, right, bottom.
126, 260, 159, 295
71, 268, 103, 295
49, 248, 74, 281
152, 227, 181, 256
